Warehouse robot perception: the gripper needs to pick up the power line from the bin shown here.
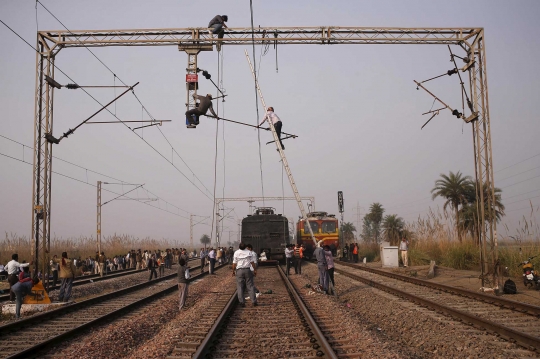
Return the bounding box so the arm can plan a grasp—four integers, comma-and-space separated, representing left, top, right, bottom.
36, 1, 214, 200
495, 151, 540, 174
497, 164, 540, 182
501, 174, 540, 189
0, 151, 190, 219
0, 133, 193, 216
249, 0, 266, 205
0, 17, 213, 202
502, 187, 540, 200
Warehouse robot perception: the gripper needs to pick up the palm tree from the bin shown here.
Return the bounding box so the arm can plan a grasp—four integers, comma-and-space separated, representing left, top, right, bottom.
382, 214, 405, 245
341, 222, 357, 242
431, 171, 472, 242
367, 203, 385, 243
200, 234, 211, 248
460, 181, 505, 245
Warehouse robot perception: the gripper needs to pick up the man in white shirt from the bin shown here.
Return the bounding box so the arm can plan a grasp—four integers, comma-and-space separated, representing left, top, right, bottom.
232, 243, 257, 307
258, 107, 285, 150
6, 254, 31, 301
208, 248, 216, 274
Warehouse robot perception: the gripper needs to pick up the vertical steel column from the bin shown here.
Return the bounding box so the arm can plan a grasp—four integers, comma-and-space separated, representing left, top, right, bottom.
31, 34, 55, 281
97, 181, 102, 253
190, 214, 194, 248
245, 50, 317, 246
468, 30, 499, 289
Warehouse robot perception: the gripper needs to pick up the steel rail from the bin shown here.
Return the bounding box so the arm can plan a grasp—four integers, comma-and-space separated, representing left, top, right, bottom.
0, 258, 197, 302
1, 263, 224, 359
334, 266, 540, 351
192, 264, 338, 358
277, 265, 338, 358
0, 267, 140, 301
337, 261, 540, 317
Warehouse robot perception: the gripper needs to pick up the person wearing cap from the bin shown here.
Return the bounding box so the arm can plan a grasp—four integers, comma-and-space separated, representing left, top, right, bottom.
185, 93, 218, 127
257, 106, 285, 150
313, 240, 329, 294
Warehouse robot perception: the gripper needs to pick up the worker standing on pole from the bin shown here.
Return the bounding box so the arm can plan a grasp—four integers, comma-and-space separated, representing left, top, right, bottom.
258, 107, 285, 150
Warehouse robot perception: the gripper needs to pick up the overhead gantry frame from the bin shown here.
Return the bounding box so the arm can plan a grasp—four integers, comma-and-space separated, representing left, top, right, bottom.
32, 26, 497, 288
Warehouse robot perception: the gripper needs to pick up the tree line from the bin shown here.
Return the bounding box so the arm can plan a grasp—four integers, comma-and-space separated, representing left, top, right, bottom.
341, 171, 505, 245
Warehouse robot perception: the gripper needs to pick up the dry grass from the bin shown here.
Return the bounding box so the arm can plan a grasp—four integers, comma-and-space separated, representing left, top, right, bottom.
1, 232, 189, 263
355, 207, 540, 277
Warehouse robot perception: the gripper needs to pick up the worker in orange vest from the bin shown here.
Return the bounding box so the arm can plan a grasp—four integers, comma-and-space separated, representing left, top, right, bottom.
294, 244, 304, 275
353, 243, 359, 263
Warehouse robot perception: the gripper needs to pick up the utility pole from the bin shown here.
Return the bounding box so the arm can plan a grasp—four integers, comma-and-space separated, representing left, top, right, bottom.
97, 181, 102, 253
338, 191, 344, 248
190, 214, 193, 248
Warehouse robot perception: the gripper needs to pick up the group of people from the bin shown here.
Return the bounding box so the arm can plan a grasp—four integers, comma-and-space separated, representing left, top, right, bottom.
284, 243, 305, 276
341, 243, 359, 263
198, 247, 235, 275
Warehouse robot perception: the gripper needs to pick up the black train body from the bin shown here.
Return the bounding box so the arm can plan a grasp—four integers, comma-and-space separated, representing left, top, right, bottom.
241, 207, 290, 260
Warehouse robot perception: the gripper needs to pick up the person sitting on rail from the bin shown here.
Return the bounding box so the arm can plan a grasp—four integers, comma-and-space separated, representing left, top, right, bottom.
185, 93, 218, 127
257, 107, 285, 150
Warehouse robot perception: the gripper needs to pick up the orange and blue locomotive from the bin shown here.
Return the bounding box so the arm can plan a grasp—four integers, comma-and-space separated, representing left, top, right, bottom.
296, 211, 339, 258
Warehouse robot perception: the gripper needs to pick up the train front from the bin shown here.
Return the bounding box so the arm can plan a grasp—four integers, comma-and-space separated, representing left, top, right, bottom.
296, 212, 339, 258
241, 207, 290, 261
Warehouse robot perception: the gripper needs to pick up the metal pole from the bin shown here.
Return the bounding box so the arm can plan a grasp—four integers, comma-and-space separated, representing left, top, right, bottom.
190, 214, 193, 248
97, 181, 102, 253
245, 50, 317, 246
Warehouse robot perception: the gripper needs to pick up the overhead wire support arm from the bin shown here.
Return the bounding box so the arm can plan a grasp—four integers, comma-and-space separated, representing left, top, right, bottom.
45, 82, 140, 144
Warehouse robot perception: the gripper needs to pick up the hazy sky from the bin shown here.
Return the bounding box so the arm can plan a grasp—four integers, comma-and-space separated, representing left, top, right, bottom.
1, 0, 539, 246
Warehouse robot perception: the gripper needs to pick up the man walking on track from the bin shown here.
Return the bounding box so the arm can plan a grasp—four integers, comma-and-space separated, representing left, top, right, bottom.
258, 107, 285, 150
232, 243, 258, 307
185, 93, 218, 127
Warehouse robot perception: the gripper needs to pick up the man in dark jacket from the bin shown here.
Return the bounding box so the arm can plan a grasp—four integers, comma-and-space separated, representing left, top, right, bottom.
147, 255, 158, 281
185, 93, 218, 127
208, 15, 228, 41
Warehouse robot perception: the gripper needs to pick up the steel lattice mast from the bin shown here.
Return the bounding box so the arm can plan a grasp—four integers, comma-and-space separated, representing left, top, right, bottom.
31, 26, 498, 290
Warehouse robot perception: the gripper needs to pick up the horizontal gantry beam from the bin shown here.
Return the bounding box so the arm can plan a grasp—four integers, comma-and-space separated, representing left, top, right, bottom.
38, 27, 482, 51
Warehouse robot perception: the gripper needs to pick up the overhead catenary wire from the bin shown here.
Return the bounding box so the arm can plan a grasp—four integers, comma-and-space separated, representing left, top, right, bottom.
0, 18, 214, 202
0, 151, 190, 219
0, 133, 193, 216
249, 0, 266, 206
31, 3, 215, 200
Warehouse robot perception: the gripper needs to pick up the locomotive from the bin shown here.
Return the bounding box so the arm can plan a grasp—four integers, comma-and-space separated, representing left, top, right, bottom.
241, 207, 290, 260
296, 211, 339, 258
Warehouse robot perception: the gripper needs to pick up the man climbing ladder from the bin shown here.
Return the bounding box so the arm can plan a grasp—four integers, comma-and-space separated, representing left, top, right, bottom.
258, 107, 284, 150
185, 93, 217, 128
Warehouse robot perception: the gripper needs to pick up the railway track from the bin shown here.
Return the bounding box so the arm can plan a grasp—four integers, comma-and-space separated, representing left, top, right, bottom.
333, 261, 540, 351
168, 264, 363, 358
0, 259, 199, 302
0, 267, 142, 302
0, 261, 220, 359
